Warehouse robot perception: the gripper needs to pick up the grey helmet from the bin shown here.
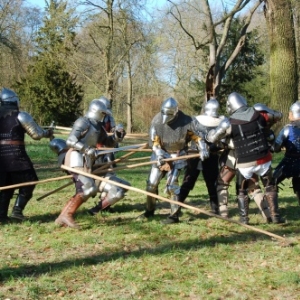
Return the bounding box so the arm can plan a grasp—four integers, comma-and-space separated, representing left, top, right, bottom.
99, 96, 111, 110
290, 101, 300, 119
226, 92, 247, 114
0, 88, 19, 107
85, 99, 112, 122
49, 138, 68, 166
49, 138, 67, 155
204, 98, 219, 117
161, 97, 179, 124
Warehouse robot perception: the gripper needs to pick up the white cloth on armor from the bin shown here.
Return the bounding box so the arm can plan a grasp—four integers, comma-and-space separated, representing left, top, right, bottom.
238, 161, 271, 179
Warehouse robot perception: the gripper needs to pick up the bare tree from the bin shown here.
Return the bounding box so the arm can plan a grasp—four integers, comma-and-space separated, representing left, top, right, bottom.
166, 0, 263, 100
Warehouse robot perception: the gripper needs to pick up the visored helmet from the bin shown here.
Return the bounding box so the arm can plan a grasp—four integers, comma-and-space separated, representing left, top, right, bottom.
85, 99, 112, 122
99, 96, 111, 110
204, 98, 219, 117
226, 92, 247, 114
0, 88, 19, 107
290, 101, 300, 119
161, 97, 178, 124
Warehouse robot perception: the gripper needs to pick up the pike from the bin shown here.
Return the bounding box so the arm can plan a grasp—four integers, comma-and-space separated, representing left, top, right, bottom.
93, 153, 201, 175
36, 143, 149, 201
61, 164, 288, 243
0, 175, 72, 191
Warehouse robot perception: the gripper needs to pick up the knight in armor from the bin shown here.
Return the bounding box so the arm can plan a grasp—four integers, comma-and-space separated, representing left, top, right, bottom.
273, 101, 300, 205
179, 99, 224, 214
49, 137, 130, 219
54, 99, 125, 229
138, 97, 209, 224
207, 92, 284, 224
98, 96, 116, 133
0, 88, 53, 222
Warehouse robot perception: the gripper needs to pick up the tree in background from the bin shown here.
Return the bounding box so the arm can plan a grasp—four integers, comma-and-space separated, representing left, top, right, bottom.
167, 0, 263, 101
14, 0, 83, 126
188, 17, 266, 113
263, 0, 298, 130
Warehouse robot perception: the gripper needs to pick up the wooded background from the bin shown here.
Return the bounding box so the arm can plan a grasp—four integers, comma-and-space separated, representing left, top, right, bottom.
0, 0, 299, 133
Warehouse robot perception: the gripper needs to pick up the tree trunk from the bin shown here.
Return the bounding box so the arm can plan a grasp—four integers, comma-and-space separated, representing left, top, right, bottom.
126, 58, 133, 133
264, 0, 298, 132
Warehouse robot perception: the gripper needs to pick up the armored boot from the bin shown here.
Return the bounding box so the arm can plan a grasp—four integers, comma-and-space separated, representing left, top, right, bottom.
209, 196, 219, 215
11, 194, 30, 221
237, 190, 249, 224
252, 189, 272, 223
161, 196, 180, 225
55, 194, 84, 229
0, 194, 11, 223
137, 195, 156, 220
217, 187, 228, 218
264, 186, 284, 224
88, 198, 112, 216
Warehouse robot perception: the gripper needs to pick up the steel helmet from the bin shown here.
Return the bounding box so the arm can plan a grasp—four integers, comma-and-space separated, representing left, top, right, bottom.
226, 92, 247, 114
290, 101, 300, 119
0, 88, 19, 107
85, 99, 112, 122
204, 98, 219, 117
161, 97, 179, 124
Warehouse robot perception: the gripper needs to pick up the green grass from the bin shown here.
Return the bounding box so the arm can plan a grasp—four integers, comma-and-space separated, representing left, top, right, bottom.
1, 136, 300, 299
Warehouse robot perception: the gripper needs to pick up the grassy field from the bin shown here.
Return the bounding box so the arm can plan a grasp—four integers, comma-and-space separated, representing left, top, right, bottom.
1, 135, 300, 300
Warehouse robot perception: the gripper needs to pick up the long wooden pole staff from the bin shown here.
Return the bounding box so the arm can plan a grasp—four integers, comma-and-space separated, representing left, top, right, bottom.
36, 143, 149, 201
93, 153, 201, 175
0, 175, 72, 191
61, 165, 287, 242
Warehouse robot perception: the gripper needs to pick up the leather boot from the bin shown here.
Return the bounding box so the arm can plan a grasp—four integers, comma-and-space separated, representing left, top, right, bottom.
209, 196, 219, 214
55, 194, 84, 228
264, 186, 284, 224
252, 189, 272, 223
11, 194, 29, 221
296, 191, 300, 206
237, 190, 249, 224
0, 194, 11, 223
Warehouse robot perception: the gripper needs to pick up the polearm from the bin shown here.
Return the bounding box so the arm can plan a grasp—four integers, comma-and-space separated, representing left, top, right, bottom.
93, 153, 202, 175
36, 143, 149, 201
61, 165, 288, 243
0, 175, 72, 191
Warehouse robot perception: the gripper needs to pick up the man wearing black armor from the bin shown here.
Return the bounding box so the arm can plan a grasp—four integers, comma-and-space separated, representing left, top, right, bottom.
273, 101, 300, 204
0, 88, 53, 222
207, 92, 284, 224
138, 97, 209, 224
179, 98, 224, 214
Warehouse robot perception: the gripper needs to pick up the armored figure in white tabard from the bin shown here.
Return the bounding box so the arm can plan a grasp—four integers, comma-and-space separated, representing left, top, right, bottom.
0, 88, 53, 222
54, 99, 125, 228
179, 99, 224, 214
138, 97, 209, 224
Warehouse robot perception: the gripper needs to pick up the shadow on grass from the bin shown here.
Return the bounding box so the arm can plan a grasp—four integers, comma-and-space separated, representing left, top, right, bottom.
1, 196, 299, 283
0, 220, 294, 284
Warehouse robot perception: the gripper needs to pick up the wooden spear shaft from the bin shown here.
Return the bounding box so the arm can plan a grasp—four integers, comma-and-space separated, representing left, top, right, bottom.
61, 164, 287, 242
93, 153, 201, 175
0, 175, 72, 191
37, 143, 149, 201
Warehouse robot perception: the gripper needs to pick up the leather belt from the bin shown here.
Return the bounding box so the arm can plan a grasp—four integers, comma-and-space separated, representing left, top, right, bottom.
0, 140, 25, 145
